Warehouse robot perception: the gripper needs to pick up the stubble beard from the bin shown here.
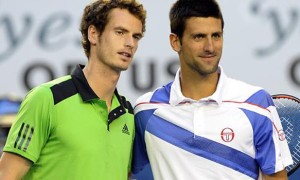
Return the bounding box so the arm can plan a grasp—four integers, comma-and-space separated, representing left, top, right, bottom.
110, 61, 131, 73
189, 61, 219, 77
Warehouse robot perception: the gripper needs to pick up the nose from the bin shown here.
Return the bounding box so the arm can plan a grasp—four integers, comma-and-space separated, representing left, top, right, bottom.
124, 36, 135, 49
203, 38, 214, 53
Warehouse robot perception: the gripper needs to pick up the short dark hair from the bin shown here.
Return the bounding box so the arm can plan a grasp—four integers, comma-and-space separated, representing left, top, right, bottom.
80, 0, 146, 58
169, 0, 224, 39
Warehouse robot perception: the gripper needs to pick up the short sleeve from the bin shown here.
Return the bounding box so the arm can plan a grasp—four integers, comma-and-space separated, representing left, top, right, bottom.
3, 85, 53, 163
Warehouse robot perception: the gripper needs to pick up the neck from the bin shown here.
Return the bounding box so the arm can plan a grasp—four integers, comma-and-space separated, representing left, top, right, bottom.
180, 70, 219, 100
83, 60, 120, 106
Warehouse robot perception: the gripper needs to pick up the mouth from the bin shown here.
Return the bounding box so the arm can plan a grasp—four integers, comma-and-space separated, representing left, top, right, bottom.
200, 53, 216, 58
199, 55, 216, 61
118, 51, 132, 58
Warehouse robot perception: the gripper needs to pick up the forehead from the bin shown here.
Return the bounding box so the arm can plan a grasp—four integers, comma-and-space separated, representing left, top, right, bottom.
106, 8, 143, 33
184, 17, 222, 34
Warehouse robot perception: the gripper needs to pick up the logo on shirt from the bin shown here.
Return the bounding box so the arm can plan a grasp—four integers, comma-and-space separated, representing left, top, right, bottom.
122, 124, 130, 135
221, 128, 235, 142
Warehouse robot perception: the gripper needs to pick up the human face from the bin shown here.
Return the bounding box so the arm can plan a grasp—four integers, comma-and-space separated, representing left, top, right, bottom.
94, 8, 143, 72
172, 17, 223, 77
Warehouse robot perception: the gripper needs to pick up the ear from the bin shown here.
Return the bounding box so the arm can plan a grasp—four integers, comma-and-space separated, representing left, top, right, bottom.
88, 25, 98, 45
169, 33, 181, 52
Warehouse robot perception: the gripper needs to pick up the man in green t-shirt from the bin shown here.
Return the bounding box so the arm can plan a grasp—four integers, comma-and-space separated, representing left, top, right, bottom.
0, 0, 146, 179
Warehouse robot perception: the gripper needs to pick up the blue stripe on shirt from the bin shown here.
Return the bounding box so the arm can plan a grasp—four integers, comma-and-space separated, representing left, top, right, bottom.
147, 115, 259, 179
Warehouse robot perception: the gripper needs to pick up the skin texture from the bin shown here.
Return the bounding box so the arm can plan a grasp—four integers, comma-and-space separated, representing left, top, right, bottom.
0, 8, 143, 180
170, 17, 223, 100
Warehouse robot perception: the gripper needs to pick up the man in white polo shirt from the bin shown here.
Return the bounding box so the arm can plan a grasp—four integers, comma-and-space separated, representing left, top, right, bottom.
131, 0, 293, 179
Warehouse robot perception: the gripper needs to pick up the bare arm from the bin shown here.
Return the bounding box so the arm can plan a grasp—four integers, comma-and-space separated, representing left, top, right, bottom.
0, 152, 31, 180
262, 169, 288, 180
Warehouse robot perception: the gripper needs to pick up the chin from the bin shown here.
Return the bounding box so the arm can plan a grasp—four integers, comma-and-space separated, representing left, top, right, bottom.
115, 66, 129, 72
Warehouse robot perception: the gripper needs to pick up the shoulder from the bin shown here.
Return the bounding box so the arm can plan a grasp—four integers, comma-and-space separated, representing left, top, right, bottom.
134, 82, 173, 115
135, 82, 173, 105
135, 83, 172, 106
224, 77, 273, 107
226, 77, 263, 94
223, 77, 262, 99
135, 92, 154, 106
23, 75, 72, 105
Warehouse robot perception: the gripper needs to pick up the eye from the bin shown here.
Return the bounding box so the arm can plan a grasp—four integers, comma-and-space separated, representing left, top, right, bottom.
212, 33, 222, 39
133, 35, 142, 41
116, 30, 124, 36
192, 34, 206, 42
193, 34, 205, 40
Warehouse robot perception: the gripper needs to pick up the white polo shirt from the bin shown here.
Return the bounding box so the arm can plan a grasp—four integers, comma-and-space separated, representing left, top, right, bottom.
132, 67, 292, 180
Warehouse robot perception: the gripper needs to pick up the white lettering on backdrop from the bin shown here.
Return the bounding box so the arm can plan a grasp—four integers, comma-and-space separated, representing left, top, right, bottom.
0, 0, 299, 102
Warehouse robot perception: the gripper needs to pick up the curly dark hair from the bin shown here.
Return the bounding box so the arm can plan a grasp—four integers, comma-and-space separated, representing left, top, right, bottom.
80, 0, 146, 58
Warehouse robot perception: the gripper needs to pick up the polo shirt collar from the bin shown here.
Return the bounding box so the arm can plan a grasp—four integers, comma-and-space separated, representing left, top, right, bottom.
71, 64, 122, 103
169, 66, 226, 105
70, 64, 133, 130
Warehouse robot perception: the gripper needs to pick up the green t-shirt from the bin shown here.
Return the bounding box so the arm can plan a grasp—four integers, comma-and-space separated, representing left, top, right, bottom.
4, 65, 134, 180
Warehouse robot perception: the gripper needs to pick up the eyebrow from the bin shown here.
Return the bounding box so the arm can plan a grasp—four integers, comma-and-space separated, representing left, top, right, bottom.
191, 31, 223, 36
114, 26, 143, 38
